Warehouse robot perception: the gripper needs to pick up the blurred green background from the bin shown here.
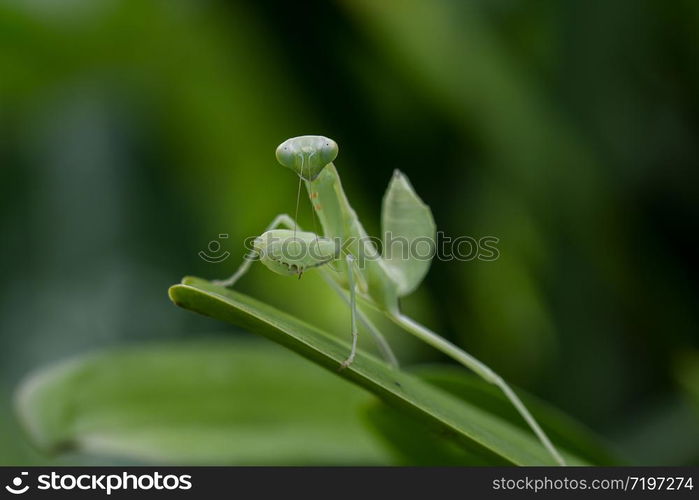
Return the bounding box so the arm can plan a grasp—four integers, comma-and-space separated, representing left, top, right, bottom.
1, 0, 698, 465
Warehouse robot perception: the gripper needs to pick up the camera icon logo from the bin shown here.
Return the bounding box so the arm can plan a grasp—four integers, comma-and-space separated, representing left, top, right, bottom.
5, 472, 29, 495
199, 234, 231, 263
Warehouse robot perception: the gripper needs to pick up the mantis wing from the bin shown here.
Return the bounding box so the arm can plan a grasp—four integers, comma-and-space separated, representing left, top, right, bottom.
381, 170, 436, 297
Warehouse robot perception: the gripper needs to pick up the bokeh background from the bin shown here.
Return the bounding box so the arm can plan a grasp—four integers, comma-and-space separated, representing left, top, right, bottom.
1, 0, 698, 465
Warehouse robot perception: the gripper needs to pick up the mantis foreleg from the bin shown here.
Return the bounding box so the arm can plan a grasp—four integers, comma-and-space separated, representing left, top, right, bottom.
213, 214, 399, 366
213, 214, 297, 288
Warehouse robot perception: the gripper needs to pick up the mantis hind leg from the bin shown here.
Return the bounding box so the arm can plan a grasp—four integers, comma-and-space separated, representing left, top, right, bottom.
213, 214, 298, 288
388, 312, 566, 466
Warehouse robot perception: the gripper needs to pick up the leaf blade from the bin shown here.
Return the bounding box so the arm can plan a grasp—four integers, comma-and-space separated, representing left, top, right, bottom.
168, 277, 587, 465
16, 341, 390, 465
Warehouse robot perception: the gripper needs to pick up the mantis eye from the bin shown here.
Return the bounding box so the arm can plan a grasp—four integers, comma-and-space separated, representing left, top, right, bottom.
275, 143, 296, 169
318, 139, 339, 166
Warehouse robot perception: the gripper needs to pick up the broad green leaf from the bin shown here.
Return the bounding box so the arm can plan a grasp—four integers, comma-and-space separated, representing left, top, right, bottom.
365, 367, 624, 466
16, 341, 390, 465
167, 277, 587, 465
381, 170, 436, 296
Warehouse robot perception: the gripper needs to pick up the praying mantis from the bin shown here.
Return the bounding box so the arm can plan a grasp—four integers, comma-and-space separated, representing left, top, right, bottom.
214, 135, 566, 465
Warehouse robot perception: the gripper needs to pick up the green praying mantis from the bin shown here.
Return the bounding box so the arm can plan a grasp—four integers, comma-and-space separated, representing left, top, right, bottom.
214, 135, 566, 466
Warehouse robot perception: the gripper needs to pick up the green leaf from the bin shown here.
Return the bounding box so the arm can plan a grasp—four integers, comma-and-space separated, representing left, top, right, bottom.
16, 341, 390, 465
167, 276, 588, 465
365, 366, 624, 466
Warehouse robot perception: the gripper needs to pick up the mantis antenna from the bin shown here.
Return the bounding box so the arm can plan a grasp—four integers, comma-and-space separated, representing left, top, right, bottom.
293, 159, 304, 239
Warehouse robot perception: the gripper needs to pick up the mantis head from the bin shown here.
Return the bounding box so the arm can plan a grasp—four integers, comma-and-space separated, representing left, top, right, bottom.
253, 229, 338, 277
275, 135, 338, 180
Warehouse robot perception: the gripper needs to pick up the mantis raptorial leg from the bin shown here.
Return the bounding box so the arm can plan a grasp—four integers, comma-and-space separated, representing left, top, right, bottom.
213, 214, 297, 288
215, 135, 566, 465
214, 214, 399, 367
